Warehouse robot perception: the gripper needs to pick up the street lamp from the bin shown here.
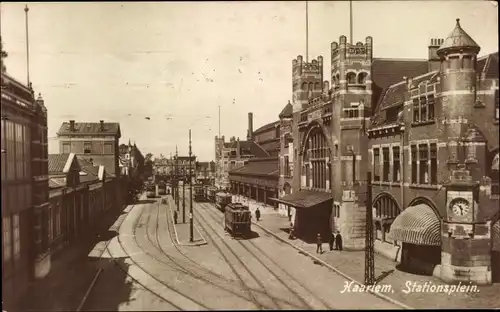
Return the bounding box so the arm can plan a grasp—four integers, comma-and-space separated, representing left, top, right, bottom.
189, 129, 194, 242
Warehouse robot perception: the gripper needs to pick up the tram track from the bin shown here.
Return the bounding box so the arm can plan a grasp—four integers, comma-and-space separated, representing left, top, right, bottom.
194, 202, 290, 310
199, 202, 333, 310
78, 205, 183, 311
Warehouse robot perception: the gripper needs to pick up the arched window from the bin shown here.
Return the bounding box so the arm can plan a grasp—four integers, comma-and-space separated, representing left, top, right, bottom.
346, 72, 356, 84
357, 72, 368, 84
373, 193, 400, 243
309, 82, 314, 91
302, 127, 328, 190
302, 82, 308, 90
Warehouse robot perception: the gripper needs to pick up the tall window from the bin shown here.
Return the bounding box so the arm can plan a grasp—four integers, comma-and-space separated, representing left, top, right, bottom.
284, 156, 291, 177
16, 124, 24, 178
62, 143, 70, 154
419, 144, 429, 184
6, 121, 15, 180
420, 96, 428, 122
2, 217, 11, 263
346, 72, 356, 84
411, 145, 417, 183
12, 214, 20, 261
382, 147, 390, 182
373, 148, 380, 181
84, 142, 92, 154
393, 146, 401, 182
428, 95, 435, 120
412, 98, 419, 122
305, 164, 310, 187
430, 143, 437, 184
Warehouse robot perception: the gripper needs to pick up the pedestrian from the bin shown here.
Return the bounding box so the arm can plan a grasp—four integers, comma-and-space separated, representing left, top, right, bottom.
316, 233, 323, 254
255, 207, 261, 221
335, 231, 343, 251
329, 232, 335, 251
289, 223, 295, 239
174, 210, 178, 224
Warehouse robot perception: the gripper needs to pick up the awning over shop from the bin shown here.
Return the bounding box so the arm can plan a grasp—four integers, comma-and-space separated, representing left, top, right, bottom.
270, 190, 333, 209
390, 204, 441, 246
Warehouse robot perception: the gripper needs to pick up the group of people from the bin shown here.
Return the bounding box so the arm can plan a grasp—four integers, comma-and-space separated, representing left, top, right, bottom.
316, 231, 343, 254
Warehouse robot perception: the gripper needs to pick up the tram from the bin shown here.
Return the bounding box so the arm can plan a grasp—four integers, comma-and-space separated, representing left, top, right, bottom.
146, 183, 156, 198
206, 186, 218, 203
193, 184, 204, 202
157, 181, 167, 195
215, 192, 232, 212
224, 203, 251, 237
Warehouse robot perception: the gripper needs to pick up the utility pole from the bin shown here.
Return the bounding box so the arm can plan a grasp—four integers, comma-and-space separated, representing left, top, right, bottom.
189, 129, 194, 242
365, 171, 375, 285
176, 146, 179, 211
24, 5, 30, 86
182, 162, 186, 223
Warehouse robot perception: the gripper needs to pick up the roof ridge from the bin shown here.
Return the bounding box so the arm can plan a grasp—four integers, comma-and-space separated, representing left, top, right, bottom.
374, 57, 427, 62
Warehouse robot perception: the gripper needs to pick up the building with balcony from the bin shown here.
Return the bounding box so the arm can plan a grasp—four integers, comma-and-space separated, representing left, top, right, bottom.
273, 19, 499, 285
1, 72, 49, 308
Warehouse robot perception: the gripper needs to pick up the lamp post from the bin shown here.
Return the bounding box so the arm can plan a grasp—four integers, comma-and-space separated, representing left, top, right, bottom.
176, 146, 179, 211
189, 129, 194, 242
182, 164, 186, 223
365, 171, 375, 285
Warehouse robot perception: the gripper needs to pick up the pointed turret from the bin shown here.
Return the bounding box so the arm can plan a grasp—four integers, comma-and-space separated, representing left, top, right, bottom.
437, 18, 480, 56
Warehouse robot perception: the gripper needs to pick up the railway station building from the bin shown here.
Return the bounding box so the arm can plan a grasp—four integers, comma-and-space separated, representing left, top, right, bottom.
272, 18, 499, 284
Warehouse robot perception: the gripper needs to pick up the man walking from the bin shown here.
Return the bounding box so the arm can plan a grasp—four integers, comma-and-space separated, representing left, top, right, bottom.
329, 232, 335, 251
335, 231, 343, 251
316, 233, 323, 254
255, 207, 261, 222
174, 210, 178, 224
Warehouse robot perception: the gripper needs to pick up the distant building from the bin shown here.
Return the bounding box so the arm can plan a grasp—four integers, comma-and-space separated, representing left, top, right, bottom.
1, 72, 49, 308
56, 120, 121, 177
195, 161, 216, 184
119, 140, 145, 178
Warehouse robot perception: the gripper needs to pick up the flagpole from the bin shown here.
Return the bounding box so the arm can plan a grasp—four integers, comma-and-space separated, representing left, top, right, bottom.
24, 4, 30, 86
349, 0, 353, 45
305, 1, 309, 63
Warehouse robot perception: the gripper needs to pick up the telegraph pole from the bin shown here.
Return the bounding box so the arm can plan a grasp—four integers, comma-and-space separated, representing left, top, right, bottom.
176, 146, 179, 211
182, 162, 186, 223
365, 171, 375, 285
24, 5, 31, 86
189, 129, 194, 242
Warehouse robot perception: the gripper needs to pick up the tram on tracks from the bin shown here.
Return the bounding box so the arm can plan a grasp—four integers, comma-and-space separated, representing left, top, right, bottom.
224, 203, 251, 237
146, 183, 156, 198
193, 184, 204, 202
206, 186, 218, 203
157, 181, 167, 195
215, 192, 232, 212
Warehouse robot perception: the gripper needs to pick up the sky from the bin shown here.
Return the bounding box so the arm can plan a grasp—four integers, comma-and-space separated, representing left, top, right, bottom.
0, 1, 498, 161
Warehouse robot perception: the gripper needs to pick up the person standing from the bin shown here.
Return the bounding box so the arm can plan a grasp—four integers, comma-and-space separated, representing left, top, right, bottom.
329, 232, 335, 251
316, 233, 323, 254
255, 207, 261, 222
174, 210, 178, 224
335, 231, 343, 251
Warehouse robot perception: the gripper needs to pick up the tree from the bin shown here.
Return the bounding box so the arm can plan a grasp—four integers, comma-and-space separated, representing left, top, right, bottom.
1, 36, 8, 73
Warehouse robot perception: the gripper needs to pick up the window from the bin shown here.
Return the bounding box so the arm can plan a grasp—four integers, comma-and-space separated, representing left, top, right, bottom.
284, 156, 291, 177
103, 143, 113, 154
358, 72, 367, 84
393, 147, 401, 182
2, 216, 12, 263
62, 143, 70, 154
419, 144, 429, 184
13, 214, 20, 260
382, 148, 390, 182
420, 96, 427, 122
84, 142, 92, 154
6, 121, 15, 180
413, 98, 419, 122
373, 148, 380, 181
346, 72, 356, 84
305, 164, 310, 187
428, 95, 435, 120
411, 145, 417, 183
430, 143, 437, 184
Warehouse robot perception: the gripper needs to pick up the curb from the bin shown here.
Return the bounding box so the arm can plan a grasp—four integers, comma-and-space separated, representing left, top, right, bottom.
251, 220, 413, 310
166, 197, 208, 247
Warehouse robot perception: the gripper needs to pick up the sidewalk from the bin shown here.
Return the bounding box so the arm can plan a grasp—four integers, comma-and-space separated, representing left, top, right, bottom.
254, 213, 500, 309
231, 195, 278, 217
13, 205, 129, 312
165, 195, 207, 246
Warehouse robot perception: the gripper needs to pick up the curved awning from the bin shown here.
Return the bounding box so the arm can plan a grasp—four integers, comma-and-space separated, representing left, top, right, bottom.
389, 204, 441, 246
493, 220, 500, 252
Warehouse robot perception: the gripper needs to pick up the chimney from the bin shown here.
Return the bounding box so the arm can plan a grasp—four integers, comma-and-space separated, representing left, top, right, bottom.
69, 120, 75, 131
428, 38, 444, 72
99, 120, 104, 131
247, 112, 253, 141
